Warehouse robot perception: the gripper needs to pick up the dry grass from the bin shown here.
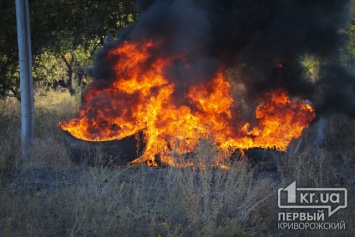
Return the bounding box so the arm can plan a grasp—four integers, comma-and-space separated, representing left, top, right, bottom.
0, 91, 354, 236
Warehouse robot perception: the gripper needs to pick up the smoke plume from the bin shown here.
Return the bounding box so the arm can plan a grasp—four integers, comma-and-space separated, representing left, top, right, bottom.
90, 0, 355, 118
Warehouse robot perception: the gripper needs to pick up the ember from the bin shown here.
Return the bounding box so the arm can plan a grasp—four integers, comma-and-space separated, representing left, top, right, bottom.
59, 40, 315, 167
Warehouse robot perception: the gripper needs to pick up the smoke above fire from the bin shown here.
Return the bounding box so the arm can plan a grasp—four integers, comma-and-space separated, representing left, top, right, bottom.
90, 0, 354, 118
60, 0, 355, 167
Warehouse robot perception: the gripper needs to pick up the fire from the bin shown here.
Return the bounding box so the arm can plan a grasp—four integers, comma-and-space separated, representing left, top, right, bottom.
59, 40, 316, 167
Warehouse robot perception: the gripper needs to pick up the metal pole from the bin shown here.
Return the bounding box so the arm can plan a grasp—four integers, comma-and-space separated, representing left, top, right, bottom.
16, 0, 35, 158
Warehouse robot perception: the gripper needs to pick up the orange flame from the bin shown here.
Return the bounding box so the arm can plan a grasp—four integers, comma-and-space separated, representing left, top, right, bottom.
59, 40, 316, 167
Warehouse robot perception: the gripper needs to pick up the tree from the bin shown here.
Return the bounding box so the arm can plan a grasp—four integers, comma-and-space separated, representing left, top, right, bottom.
29, 0, 138, 94
340, 0, 355, 72
0, 0, 137, 99
0, 0, 21, 99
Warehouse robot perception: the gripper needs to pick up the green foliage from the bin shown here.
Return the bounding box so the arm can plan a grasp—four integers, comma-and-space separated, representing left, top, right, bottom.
339, 0, 355, 72
0, 0, 20, 98
32, 52, 67, 87
300, 55, 320, 82
0, 0, 137, 98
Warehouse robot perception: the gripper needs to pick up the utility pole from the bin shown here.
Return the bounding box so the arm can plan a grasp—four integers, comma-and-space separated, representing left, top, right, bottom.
16, 0, 34, 158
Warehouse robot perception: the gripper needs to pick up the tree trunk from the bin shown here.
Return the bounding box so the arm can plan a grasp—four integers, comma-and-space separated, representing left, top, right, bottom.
68, 68, 76, 95
61, 54, 76, 95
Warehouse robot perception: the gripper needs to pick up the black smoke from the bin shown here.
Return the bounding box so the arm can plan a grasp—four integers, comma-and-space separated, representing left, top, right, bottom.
90, 0, 355, 117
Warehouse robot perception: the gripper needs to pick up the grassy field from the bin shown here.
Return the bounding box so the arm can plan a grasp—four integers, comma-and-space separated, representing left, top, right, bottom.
0, 91, 354, 236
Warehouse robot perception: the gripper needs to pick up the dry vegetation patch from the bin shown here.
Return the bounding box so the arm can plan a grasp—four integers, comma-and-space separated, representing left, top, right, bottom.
0, 91, 354, 236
